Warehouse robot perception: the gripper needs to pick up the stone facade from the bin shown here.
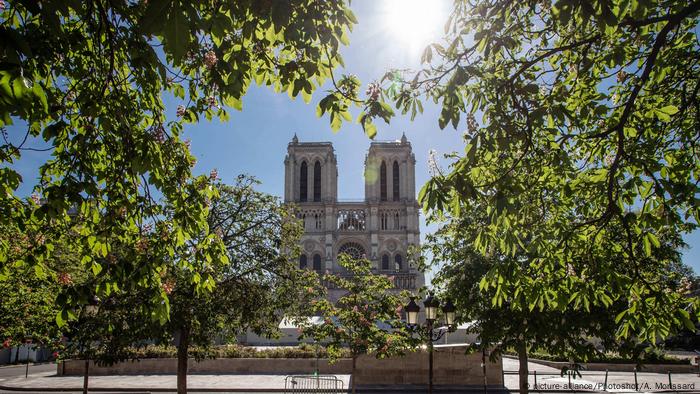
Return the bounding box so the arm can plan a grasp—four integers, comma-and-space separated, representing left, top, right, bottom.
284, 134, 425, 300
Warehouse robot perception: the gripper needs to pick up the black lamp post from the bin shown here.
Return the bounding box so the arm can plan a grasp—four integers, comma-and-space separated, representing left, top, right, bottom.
404, 293, 456, 394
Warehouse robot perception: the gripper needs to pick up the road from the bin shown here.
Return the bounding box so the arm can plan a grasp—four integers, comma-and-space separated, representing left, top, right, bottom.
0, 363, 56, 380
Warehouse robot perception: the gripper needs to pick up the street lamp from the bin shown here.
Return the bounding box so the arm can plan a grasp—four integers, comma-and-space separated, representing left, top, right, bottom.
442, 298, 456, 327
423, 293, 439, 321
404, 293, 457, 394
405, 298, 420, 326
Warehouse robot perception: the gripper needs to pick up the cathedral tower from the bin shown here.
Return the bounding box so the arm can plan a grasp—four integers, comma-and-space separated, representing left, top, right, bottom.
284, 134, 424, 300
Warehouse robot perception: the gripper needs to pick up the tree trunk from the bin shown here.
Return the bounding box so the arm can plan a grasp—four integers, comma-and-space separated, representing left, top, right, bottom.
351, 355, 357, 394
517, 342, 529, 394
177, 326, 190, 394
83, 359, 89, 394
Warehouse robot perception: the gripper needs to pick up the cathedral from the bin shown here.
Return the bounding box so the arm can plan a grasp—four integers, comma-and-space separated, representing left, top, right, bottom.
284, 133, 425, 300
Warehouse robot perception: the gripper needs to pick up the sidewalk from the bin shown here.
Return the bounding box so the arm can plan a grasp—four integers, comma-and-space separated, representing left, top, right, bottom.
501, 358, 700, 393
0, 372, 351, 392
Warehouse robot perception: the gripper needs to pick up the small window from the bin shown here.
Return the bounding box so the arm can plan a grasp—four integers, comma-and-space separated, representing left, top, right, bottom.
299, 254, 307, 269
313, 254, 322, 271
382, 254, 389, 270
394, 254, 402, 271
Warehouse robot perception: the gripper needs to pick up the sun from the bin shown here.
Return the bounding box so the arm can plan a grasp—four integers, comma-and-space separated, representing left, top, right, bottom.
382, 0, 447, 55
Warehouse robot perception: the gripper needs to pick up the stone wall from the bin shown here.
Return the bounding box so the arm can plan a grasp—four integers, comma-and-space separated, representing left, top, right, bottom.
58, 358, 351, 376
58, 346, 503, 387
354, 346, 502, 386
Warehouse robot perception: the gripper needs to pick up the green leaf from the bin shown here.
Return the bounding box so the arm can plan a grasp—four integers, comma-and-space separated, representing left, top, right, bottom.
163, 2, 190, 64
642, 235, 651, 257
363, 121, 377, 139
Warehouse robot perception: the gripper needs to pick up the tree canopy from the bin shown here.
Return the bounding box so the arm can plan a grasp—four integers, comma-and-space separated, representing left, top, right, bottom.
163, 176, 309, 394
0, 0, 356, 324
334, 0, 700, 345
300, 255, 417, 394
429, 211, 695, 394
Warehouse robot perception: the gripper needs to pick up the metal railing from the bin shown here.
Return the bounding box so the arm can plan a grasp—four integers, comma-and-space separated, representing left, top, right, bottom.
502, 368, 700, 393
284, 374, 345, 393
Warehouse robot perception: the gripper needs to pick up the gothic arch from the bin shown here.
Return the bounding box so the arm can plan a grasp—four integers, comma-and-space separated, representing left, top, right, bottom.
394, 253, 403, 271
313, 160, 322, 202
380, 160, 387, 201
313, 254, 322, 271
392, 160, 400, 201
299, 161, 308, 202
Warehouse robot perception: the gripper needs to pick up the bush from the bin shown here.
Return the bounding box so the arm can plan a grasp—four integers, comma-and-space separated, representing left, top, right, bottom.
504, 349, 690, 365
91, 344, 350, 361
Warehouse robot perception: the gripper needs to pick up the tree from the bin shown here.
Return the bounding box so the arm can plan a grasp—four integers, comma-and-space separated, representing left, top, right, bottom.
0, 0, 357, 325
163, 176, 311, 394
0, 220, 87, 362
428, 207, 696, 394
300, 255, 417, 394
311, 0, 700, 350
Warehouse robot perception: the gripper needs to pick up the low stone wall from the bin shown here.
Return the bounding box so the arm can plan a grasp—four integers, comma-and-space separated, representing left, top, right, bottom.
505, 355, 697, 373
58, 358, 351, 376
354, 346, 502, 386
58, 345, 503, 387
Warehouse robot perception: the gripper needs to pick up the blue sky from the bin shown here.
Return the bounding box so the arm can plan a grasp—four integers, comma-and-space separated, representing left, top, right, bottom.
7, 1, 699, 278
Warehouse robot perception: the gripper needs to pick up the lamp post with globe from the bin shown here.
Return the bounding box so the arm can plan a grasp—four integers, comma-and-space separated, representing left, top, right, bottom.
404, 293, 456, 394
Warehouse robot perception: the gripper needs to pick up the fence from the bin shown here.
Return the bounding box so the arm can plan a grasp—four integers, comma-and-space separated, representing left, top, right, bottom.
502, 368, 699, 393
284, 374, 345, 393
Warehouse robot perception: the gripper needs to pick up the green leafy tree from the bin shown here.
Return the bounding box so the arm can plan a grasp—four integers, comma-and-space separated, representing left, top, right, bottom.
317, 0, 700, 350
300, 255, 418, 394
0, 220, 87, 361
162, 176, 311, 394
0, 0, 357, 325
429, 208, 696, 394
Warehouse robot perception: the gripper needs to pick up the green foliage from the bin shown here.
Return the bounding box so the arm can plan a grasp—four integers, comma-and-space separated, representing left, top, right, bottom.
299, 255, 418, 362
0, 222, 87, 351
503, 348, 691, 365
81, 343, 351, 361
163, 176, 311, 357
430, 207, 697, 365
0, 0, 356, 326
59, 176, 311, 369
374, 0, 700, 346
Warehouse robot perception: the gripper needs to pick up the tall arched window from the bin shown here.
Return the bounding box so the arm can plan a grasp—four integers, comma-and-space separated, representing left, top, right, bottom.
380, 161, 387, 201
299, 161, 308, 202
299, 254, 307, 269
392, 161, 400, 201
381, 254, 389, 270
394, 254, 402, 271
313, 254, 322, 271
313, 161, 322, 202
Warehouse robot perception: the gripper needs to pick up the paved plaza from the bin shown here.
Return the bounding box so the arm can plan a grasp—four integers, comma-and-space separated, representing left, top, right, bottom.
0, 357, 698, 392
500, 358, 700, 393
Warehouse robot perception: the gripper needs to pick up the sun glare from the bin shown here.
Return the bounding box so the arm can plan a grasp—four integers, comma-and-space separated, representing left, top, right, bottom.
383, 0, 447, 55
